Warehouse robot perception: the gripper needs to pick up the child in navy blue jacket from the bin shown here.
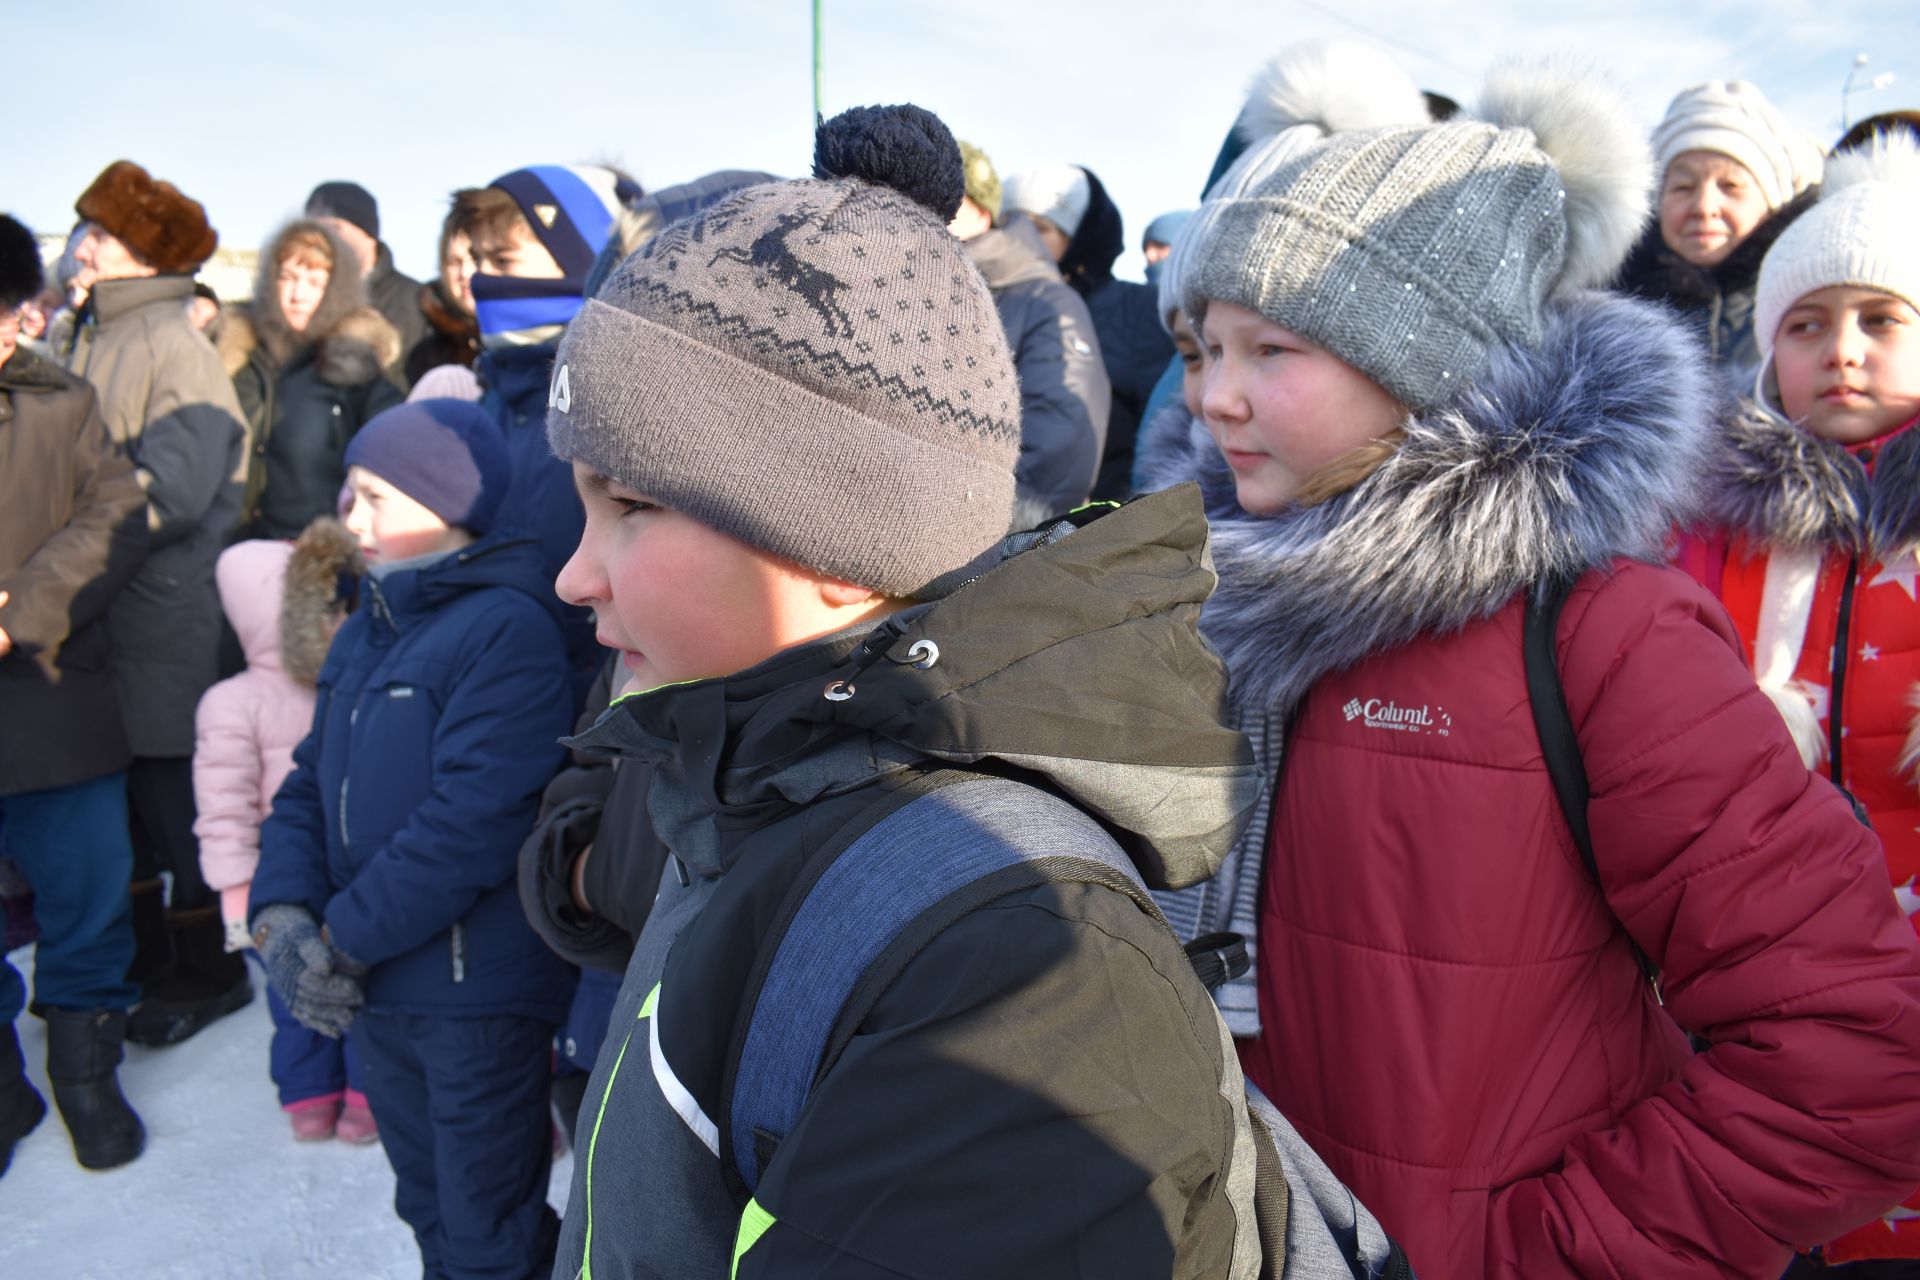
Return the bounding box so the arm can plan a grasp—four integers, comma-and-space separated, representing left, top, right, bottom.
249, 399, 575, 1279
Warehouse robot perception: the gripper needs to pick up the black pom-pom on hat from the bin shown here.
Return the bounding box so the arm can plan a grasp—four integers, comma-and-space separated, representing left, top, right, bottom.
0, 214, 45, 310
813, 104, 966, 221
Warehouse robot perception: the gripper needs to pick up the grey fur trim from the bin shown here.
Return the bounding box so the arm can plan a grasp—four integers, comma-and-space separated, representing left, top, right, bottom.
1176, 290, 1711, 716
312, 307, 399, 388
0, 348, 72, 392
280, 517, 361, 686
1701, 403, 1920, 560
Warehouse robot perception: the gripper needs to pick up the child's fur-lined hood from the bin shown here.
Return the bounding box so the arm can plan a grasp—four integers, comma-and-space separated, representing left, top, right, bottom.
1150, 289, 1713, 715
219, 219, 399, 386
1702, 402, 1920, 562
281, 517, 363, 685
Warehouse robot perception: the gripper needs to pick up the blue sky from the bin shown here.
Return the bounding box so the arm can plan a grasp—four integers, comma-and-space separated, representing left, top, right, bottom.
13, 1, 1916, 285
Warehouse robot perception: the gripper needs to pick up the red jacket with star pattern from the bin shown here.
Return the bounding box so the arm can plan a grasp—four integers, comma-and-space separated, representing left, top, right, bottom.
1679, 407, 1920, 1262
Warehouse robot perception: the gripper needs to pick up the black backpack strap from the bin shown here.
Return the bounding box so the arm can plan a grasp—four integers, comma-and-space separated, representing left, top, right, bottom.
1523, 576, 1662, 1001
722, 771, 1165, 1197
1185, 932, 1252, 992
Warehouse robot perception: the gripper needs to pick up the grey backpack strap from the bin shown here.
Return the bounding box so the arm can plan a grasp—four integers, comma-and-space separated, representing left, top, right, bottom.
723, 773, 1160, 1196
1244, 1082, 1414, 1280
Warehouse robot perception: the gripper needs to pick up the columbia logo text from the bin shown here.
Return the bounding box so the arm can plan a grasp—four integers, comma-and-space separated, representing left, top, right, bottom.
1345, 697, 1452, 737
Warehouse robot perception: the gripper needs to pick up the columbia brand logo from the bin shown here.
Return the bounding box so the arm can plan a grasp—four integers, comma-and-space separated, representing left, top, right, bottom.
549, 365, 572, 413
1346, 696, 1453, 737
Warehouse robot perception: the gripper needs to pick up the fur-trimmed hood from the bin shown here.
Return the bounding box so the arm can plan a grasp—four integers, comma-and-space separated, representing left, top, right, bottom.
1701, 401, 1920, 561
281, 517, 362, 685
1153, 290, 1712, 715
219, 219, 399, 385
417, 278, 476, 342
1615, 187, 1816, 312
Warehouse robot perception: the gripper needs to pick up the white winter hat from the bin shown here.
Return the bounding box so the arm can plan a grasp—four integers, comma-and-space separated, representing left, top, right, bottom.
1754, 132, 1920, 373
1002, 164, 1092, 239
1651, 80, 1824, 211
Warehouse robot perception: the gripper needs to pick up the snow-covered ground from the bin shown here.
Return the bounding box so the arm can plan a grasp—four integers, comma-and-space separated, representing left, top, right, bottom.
2, 947, 573, 1279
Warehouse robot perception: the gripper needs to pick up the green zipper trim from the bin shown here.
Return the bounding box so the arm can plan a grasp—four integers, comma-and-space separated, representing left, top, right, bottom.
730, 1199, 778, 1279
580, 982, 661, 1280
609, 678, 704, 708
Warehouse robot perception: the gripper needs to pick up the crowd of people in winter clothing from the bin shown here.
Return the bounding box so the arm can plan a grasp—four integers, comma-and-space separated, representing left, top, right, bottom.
6, 36, 1920, 1280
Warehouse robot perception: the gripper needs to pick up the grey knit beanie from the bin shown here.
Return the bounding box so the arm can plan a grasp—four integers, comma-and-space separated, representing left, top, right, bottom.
1159, 39, 1432, 326
1182, 63, 1652, 410
546, 105, 1019, 599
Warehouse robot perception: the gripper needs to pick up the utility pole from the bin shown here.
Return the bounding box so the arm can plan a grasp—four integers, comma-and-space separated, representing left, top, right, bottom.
810, 0, 825, 128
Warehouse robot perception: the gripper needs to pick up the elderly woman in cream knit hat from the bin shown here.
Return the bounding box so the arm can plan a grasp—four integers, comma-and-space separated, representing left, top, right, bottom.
1619, 80, 1827, 378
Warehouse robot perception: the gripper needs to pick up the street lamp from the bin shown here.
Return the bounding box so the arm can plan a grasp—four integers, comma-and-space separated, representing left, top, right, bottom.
1843, 53, 1900, 130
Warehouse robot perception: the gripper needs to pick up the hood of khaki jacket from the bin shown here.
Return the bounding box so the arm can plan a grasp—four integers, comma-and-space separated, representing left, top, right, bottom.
569, 485, 1258, 893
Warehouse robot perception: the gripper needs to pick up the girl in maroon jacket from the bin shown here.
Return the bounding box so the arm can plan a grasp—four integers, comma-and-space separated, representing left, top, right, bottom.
1150, 62, 1920, 1279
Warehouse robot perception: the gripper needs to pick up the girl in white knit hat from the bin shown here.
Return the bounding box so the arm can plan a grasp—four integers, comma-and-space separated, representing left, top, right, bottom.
1676, 134, 1920, 1273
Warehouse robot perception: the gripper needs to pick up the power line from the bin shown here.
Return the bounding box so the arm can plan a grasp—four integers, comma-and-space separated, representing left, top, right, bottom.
1289, 0, 1483, 81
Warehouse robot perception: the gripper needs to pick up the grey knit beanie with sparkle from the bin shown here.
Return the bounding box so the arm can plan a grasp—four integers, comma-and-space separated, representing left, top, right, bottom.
1183, 63, 1653, 410
546, 104, 1019, 599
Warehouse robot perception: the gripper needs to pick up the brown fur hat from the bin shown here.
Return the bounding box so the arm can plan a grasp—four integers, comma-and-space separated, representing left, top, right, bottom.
281, 516, 363, 686
74, 160, 218, 274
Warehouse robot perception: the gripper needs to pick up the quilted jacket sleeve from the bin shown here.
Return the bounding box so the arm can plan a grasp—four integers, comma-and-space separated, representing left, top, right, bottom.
1489, 561, 1920, 1278
251, 694, 335, 923
130, 326, 244, 547
192, 677, 266, 892
1008, 283, 1111, 527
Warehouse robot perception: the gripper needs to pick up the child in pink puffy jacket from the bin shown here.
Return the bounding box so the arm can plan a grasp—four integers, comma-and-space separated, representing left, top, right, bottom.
192, 518, 368, 1142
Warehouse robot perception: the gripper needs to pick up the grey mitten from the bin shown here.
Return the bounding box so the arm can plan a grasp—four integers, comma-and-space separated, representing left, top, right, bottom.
251, 904, 365, 1038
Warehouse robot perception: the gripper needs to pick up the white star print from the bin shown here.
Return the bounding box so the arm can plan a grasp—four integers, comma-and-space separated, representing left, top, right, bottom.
1897, 877, 1920, 918
1869, 552, 1920, 601
1862, 642, 1883, 662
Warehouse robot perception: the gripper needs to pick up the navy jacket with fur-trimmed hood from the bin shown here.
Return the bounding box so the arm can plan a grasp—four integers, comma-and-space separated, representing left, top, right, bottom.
223, 220, 405, 541
250, 532, 574, 1019
544, 489, 1274, 1280
1145, 289, 1920, 1279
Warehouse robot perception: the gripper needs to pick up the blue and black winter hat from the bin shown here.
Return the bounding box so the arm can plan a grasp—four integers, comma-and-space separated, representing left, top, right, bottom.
473, 165, 638, 349
343, 399, 511, 535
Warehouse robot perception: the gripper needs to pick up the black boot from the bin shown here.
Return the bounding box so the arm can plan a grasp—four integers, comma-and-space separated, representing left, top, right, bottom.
0, 1022, 47, 1177
43, 1007, 144, 1170
124, 878, 172, 993
125, 905, 252, 1048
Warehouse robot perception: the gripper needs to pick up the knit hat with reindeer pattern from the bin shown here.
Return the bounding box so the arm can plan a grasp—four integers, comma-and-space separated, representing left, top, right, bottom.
545, 104, 1020, 599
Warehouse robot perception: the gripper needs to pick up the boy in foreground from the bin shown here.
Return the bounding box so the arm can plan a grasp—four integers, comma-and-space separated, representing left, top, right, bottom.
540, 104, 1265, 1278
